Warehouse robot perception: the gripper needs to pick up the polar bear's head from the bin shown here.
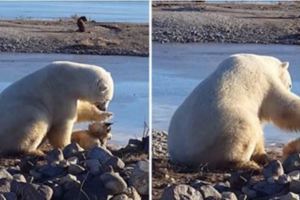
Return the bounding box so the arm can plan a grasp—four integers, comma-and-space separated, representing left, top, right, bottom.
279, 62, 292, 91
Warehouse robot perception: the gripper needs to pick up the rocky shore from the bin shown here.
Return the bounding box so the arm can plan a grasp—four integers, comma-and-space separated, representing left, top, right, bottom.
0, 20, 148, 56
153, 2, 300, 45
153, 131, 300, 200
0, 136, 149, 200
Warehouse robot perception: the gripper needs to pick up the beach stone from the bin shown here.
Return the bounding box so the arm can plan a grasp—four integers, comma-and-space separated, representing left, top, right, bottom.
161, 184, 203, 200
6, 166, 20, 175
46, 148, 64, 163
288, 170, 300, 180
85, 159, 101, 175
0, 179, 11, 193
290, 180, 300, 193
199, 185, 222, 199
241, 186, 256, 199
12, 174, 26, 183
68, 164, 85, 175
37, 185, 53, 200
111, 194, 129, 200
100, 172, 127, 195
263, 160, 284, 178
29, 169, 42, 180
59, 174, 80, 190
222, 192, 238, 200
11, 181, 45, 200
191, 180, 212, 189
129, 160, 149, 195
3, 192, 17, 200
87, 146, 114, 164
38, 164, 65, 177
238, 194, 247, 200
280, 192, 300, 200
51, 184, 63, 199
229, 172, 249, 189
0, 194, 5, 200
283, 153, 300, 173
106, 156, 125, 171
63, 142, 84, 158
278, 174, 291, 184
214, 181, 231, 192
125, 187, 141, 200
67, 156, 78, 165
0, 169, 13, 180
253, 180, 286, 196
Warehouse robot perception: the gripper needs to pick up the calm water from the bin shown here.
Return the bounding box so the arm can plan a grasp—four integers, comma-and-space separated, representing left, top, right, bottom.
0, 53, 148, 145
153, 43, 300, 145
0, 1, 149, 23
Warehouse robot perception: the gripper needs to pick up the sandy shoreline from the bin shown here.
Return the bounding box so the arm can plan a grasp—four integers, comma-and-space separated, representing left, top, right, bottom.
0, 19, 149, 56
153, 2, 300, 45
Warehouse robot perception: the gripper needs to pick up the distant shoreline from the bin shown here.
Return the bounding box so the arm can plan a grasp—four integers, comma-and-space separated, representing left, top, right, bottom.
0, 19, 149, 57
152, 2, 300, 45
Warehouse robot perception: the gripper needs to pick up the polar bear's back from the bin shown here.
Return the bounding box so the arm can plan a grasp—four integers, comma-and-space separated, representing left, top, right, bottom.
168, 54, 284, 164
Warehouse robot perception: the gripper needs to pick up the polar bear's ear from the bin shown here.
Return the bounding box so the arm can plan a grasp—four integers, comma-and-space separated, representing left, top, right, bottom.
282, 62, 289, 69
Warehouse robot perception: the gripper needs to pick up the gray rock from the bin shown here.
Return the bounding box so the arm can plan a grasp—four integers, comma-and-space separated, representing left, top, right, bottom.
199, 185, 222, 199
241, 186, 256, 199
290, 180, 300, 193
191, 180, 212, 190
253, 180, 286, 196
106, 156, 125, 171
161, 184, 203, 200
278, 174, 291, 184
63, 142, 84, 158
283, 153, 300, 173
129, 160, 149, 195
37, 185, 53, 200
11, 181, 45, 200
3, 192, 17, 200
51, 184, 63, 199
68, 164, 85, 175
12, 174, 26, 183
46, 148, 64, 163
29, 169, 42, 180
0, 194, 5, 200
38, 164, 65, 178
229, 172, 249, 189
0, 179, 11, 193
87, 146, 113, 164
125, 187, 141, 200
214, 181, 231, 192
67, 156, 78, 165
111, 194, 129, 200
263, 160, 284, 178
280, 192, 300, 200
100, 172, 127, 195
288, 170, 300, 180
85, 159, 101, 175
222, 192, 238, 200
0, 169, 13, 180
59, 174, 80, 190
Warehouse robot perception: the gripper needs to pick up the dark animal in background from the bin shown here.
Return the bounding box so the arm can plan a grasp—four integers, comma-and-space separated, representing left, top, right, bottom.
77, 16, 88, 32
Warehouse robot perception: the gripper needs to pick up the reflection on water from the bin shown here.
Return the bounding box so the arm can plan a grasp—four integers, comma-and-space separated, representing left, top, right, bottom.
153, 43, 300, 144
0, 53, 148, 145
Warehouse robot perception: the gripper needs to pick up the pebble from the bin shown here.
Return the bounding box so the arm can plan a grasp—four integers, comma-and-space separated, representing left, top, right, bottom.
222, 191, 238, 200
263, 160, 284, 178
85, 159, 101, 175
100, 172, 127, 195
129, 160, 149, 195
12, 174, 26, 183
46, 148, 64, 163
0, 169, 13, 180
63, 142, 84, 158
280, 192, 300, 200
161, 184, 203, 200
199, 185, 222, 199
290, 180, 300, 193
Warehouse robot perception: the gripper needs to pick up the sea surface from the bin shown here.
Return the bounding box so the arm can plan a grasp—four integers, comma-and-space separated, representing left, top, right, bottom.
0, 53, 149, 145
0, 1, 149, 23
153, 43, 300, 145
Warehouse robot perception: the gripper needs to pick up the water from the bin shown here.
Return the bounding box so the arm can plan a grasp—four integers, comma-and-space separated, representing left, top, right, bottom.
0, 53, 148, 145
153, 43, 300, 145
0, 1, 149, 23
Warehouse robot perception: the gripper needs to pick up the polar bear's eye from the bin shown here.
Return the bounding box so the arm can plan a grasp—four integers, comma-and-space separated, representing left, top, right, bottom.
289, 84, 292, 89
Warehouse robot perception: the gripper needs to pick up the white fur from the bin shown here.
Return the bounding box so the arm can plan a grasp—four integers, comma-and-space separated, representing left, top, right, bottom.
168, 54, 297, 168
0, 61, 113, 154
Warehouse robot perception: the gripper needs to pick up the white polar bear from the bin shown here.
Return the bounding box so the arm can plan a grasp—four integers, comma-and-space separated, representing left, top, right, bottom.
0, 61, 113, 155
168, 54, 297, 170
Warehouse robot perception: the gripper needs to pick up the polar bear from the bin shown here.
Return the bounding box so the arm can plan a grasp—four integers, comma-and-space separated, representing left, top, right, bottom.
282, 138, 300, 159
168, 54, 297, 170
0, 61, 113, 155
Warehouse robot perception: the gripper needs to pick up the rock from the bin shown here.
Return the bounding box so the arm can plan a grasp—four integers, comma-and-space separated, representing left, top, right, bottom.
214, 181, 231, 192
37, 185, 53, 200
290, 180, 300, 193
161, 184, 203, 200
229, 172, 249, 189
0, 194, 5, 200
11, 181, 45, 200
3, 192, 17, 200
29, 169, 42, 180
191, 180, 212, 190
241, 186, 256, 199
263, 160, 284, 178
87, 146, 113, 164
288, 170, 300, 180
85, 159, 101, 175
280, 192, 300, 200
59, 174, 80, 190
129, 160, 149, 195
68, 164, 85, 175
0, 169, 13, 180
63, 142, 84, 158
38, 164, 65, 178
106, 156, 125, 171
199, 185, 222, 199
12, 174, 26, 183
111, 194, 129, 200
46, 148, 64, 163
253, 181, 286, 196
6, 166, 20, 175
125, 187, 141, 200
100, 172, 127, 195
67, 156, 78, 165
51, 184, 63, 199
0, 179, 11, 193
283, 153, 300, 173
278, 174, 291, 184
222, 192, 238, 200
